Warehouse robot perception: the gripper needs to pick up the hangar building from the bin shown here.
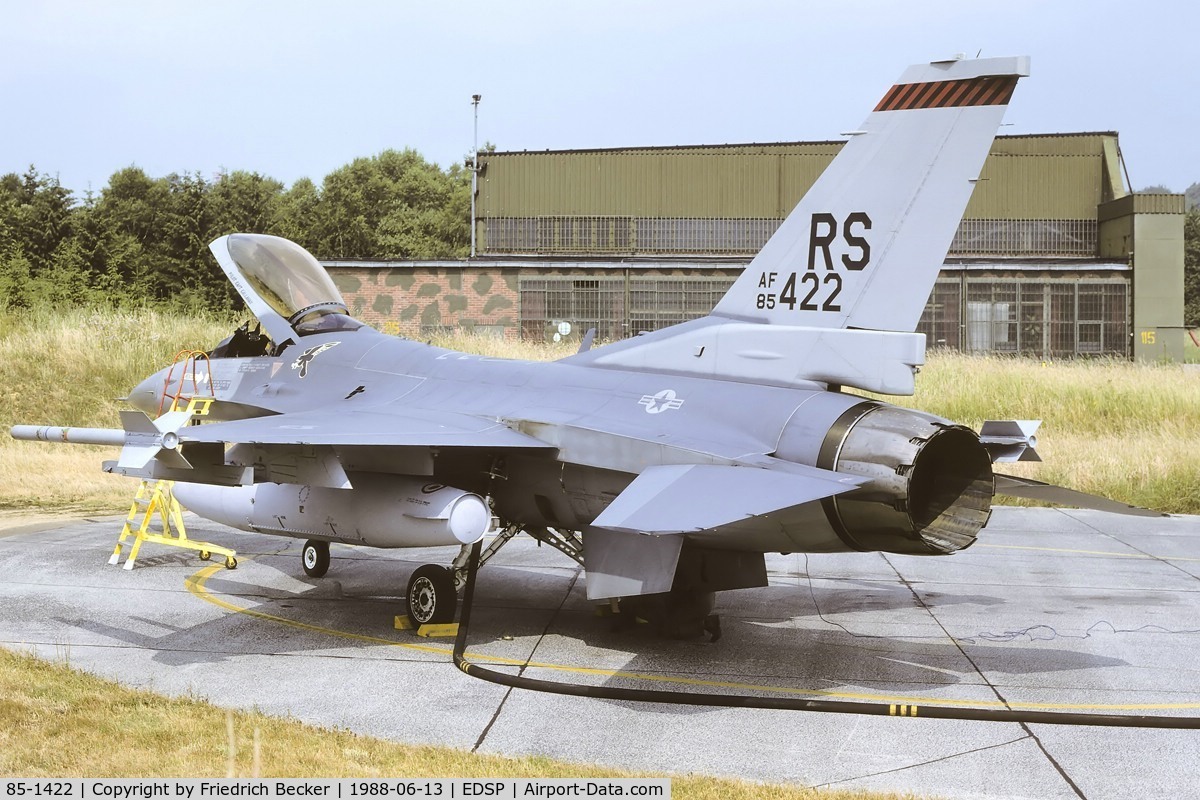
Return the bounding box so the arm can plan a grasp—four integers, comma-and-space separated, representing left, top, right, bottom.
325, 132, 1186, 361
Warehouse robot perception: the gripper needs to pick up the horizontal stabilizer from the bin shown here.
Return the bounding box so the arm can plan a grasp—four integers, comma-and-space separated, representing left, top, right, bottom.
591, 463, 865, 535
994, 473, 1166, 517
179, 408, 556, 449
571, 318, 926, 394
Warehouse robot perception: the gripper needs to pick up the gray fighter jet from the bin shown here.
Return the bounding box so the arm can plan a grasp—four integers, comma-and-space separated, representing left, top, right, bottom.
12, 55, 1157, 636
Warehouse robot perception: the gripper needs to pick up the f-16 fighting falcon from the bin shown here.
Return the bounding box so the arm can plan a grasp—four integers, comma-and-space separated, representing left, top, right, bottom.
12, 55, 1159, 637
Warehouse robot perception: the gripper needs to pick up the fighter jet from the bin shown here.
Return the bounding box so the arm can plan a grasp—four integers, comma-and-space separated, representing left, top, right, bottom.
11, 55, 1157, 636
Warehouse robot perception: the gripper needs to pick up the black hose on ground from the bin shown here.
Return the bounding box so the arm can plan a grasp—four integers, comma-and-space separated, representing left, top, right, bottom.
451, 540, 1200, 729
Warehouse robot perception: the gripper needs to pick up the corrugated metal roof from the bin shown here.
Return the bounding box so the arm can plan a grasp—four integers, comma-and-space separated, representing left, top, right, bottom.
1098, 193, 1187, 221
478, 132, 1121, 221
484, 132, 1119, 158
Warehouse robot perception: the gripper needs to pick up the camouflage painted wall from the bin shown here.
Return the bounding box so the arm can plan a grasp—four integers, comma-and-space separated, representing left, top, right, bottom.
329, 266, 519, 338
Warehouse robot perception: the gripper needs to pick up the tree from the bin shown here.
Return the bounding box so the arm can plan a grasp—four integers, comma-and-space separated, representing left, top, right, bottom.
1186, 182, 1199, 210
315, 149, 469, 260
0, 197, 33, 307
0, 168, 82, 307
208, 170, 285, 238
1185, 208, 1200, 328
273, 177, 322, 253
0, 148, 473, 310
0, 167, 76, 274
78, 167, 169, 298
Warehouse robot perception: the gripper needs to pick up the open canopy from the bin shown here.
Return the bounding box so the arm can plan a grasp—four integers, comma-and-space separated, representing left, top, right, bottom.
210, 234, 361, 345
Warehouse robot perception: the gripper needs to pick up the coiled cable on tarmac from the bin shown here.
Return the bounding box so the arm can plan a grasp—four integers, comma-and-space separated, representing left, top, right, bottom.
451, 541, 1200, 729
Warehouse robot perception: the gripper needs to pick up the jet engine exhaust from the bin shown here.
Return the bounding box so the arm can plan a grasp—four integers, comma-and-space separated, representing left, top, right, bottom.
820, 405, 994, 555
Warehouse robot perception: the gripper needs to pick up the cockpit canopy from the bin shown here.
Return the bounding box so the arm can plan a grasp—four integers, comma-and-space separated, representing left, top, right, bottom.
226, 233, 345, 322
210, 234, 362, 345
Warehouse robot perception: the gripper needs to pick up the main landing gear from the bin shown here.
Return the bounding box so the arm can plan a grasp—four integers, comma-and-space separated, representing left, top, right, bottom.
403, 524, 583, 629
402, 525, 721, 640
405, 564, 457, 625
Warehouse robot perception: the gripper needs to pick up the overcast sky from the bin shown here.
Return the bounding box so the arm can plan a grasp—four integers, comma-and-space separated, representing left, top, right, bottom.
2, 1, 1196, 197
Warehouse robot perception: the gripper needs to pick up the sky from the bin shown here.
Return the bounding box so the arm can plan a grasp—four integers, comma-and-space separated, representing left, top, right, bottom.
2, 1, 1197, 197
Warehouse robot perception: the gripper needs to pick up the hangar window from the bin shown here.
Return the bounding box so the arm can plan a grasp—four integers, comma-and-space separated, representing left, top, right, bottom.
920, 277, 1128, 358
966, 282, 1019, 353
916, 280, 962, 349
950, 219, 1098, 257
486, 217, 1098, 259
485, 216, 781, 256
519, 275, 735, 341
519, 276, 625, 341
629, 277, 735, 331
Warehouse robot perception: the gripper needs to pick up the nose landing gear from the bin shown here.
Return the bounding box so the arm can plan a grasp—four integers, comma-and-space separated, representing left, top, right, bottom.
301, 540, 330, 578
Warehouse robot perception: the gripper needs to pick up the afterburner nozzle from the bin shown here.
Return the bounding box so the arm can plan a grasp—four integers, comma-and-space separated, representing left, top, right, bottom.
825, 406, 994, 555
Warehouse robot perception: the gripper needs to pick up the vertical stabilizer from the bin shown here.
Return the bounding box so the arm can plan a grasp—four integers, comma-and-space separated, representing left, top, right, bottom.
711, 56, 1029, 332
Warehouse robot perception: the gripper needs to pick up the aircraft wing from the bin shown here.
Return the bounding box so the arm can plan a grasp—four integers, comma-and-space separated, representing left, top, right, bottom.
590, 463, 867, 535
96, 407, 556, 488
179, 407, 554, 449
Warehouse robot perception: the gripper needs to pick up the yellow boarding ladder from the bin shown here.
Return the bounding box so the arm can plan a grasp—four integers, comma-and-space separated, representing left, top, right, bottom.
110, 352, 237, 570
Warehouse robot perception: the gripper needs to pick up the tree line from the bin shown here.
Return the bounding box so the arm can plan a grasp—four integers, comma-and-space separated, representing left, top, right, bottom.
0, 149, 470, 311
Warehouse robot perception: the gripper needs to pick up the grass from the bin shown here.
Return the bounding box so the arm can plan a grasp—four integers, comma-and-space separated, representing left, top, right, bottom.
0, 306, 234, 512
1186, 331, 1200, 363
2, 307, 1199, 513
0, 650, 898, 798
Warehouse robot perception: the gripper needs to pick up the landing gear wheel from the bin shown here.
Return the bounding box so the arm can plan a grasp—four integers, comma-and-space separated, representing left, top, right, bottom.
406, 565, 457, 626
199, 550, 211, 561
224, 556, 238, 570
301, 540, 330, 578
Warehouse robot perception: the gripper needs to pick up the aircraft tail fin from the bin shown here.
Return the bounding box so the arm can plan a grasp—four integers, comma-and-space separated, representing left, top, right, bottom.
711, 56, 1029, 332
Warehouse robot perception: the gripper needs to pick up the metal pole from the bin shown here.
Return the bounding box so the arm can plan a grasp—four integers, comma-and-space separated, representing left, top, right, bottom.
470, 94, 481, 259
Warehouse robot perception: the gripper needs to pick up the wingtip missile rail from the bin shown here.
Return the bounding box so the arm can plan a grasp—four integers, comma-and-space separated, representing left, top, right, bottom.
11, 424, 126, 447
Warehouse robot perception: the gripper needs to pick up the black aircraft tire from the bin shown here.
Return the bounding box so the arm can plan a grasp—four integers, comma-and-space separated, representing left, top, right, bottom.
302, 540, 330, 578
406, 565, 457, 627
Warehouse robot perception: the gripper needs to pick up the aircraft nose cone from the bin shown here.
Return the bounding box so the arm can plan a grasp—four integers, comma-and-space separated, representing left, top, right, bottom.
127, 371, 164, 415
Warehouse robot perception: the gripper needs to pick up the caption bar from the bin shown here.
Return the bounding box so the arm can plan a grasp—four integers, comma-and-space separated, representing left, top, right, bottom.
3, 781, 670, 800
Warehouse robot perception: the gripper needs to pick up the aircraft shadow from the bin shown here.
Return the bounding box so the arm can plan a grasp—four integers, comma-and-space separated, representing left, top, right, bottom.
55, 534, 1130, 709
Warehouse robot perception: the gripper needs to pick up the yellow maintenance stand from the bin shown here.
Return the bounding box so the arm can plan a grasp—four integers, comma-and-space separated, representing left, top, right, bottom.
109, 351, 237, 571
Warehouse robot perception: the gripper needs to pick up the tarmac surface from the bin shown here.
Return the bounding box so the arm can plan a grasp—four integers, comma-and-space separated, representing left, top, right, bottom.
2, 507, 1200, 799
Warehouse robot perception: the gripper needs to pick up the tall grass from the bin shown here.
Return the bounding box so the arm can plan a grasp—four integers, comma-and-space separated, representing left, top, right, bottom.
0, 306, 233, 511
2, 309, 1198, 513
